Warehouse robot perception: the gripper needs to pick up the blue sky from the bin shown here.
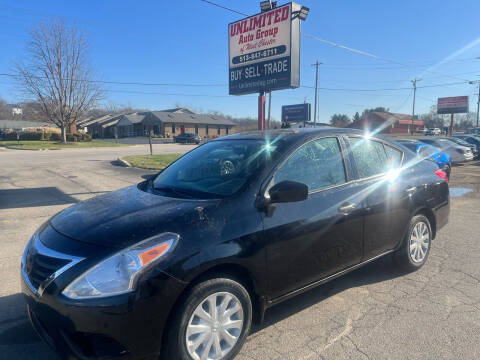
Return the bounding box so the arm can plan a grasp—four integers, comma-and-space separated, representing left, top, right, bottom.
1, 0, 480, 122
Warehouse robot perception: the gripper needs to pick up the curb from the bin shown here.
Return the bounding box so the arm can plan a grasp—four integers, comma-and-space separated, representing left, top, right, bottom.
116, 157, 132, 167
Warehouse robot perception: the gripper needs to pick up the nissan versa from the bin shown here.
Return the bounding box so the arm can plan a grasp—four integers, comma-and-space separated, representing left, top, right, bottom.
21, 128, 449, 360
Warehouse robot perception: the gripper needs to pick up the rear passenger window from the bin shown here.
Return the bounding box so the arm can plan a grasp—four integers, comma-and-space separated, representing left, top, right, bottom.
384, 144, 403, 168
348, 137, 388, 178
273, 137, 346, 192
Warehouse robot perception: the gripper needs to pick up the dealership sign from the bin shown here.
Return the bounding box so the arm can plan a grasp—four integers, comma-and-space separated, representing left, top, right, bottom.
229, 3, 301, 95
282, 103, 311, 122
437, 96, 469, 114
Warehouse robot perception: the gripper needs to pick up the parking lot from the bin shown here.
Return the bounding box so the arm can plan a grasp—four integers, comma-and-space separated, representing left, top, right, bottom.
1, 146, 480, 360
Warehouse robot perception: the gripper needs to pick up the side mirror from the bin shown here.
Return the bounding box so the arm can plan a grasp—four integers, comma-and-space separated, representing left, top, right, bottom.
269, 180, 308, 204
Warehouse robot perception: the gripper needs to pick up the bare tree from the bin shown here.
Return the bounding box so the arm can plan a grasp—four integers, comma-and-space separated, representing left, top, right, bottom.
0, 97, 10, 119
15, 21, 102, 143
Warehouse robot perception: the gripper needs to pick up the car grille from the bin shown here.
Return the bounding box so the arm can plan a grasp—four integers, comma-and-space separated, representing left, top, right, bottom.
22, 233, 83, 295
24, 247, 71, 289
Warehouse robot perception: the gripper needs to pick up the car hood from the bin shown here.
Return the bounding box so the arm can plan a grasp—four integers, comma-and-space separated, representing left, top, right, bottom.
50, 184, 217, 249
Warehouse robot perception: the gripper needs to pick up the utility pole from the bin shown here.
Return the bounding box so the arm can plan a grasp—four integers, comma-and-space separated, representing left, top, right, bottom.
312, 61, 322, 127
267, 91, 272, 129
410, 78, 422, 135
468, 79, 480, 128
477, 81, 480, 127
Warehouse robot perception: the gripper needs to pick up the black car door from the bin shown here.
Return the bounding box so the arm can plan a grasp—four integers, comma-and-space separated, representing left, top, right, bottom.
346, 136, 411, 260
262, 137, 365, 300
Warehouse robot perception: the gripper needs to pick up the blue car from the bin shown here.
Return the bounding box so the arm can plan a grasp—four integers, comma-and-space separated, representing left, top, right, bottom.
396, 140, 451, 179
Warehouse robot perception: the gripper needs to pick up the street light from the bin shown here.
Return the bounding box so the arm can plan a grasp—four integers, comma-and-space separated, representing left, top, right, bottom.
260, 0, 277, 12
299, 6, 309, 20
292, 5, 309, 20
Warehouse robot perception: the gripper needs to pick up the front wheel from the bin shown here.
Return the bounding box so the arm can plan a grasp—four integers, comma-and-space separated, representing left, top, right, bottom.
164, 277, 252, 360
392, 214, 432, 271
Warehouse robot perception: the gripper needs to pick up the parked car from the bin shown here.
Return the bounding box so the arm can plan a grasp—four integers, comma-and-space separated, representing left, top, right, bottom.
425, 128, 442, 136
174, 132, 201, 144
22, 129, 450, 360
419, 137, 474, 163
465, 127, 480, 135
396, 139, 451, 179
445, 136, 478, 159
453, 134, 480, 159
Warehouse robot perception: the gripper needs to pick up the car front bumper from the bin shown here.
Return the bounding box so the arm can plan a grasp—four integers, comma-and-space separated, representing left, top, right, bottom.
22, 264, 186, 360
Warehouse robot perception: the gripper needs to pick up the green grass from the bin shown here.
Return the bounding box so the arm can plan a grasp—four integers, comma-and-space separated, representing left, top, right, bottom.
122, 154, 182, 170
0, 140, 127, 149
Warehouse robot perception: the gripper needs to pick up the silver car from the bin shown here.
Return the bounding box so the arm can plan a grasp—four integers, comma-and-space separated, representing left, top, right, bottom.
419, 138, 474, 163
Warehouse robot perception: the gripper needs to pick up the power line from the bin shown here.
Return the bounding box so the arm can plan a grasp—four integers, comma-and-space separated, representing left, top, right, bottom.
0, 73, 226, 87
199, 0, 471, 84
199, 0, 248, 16
1, 73, 469, 94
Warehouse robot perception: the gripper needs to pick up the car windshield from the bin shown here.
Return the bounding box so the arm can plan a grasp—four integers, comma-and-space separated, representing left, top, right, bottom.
451, 138, 470, 146
152, 139, 282, 198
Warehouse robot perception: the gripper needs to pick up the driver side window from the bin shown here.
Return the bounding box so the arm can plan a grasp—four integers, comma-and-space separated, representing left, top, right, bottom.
272, 137, 346, 192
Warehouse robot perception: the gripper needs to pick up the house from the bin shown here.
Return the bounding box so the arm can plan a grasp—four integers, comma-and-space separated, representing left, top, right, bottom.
0, 119, 50, 131
80, 109, 236, 139
144, 111, 235, 138
349, 111, 424, 134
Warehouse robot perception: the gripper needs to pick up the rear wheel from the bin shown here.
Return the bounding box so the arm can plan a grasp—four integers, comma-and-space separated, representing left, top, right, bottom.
393, 214, 432, 271
164, 278, 252, 360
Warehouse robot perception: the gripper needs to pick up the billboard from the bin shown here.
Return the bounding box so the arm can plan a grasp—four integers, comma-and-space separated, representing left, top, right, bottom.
437, 96, 469, 114
282, 103, 311, 122
228, 3, 301, 95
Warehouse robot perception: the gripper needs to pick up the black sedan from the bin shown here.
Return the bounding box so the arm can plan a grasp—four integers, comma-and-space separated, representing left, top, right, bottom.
21, 128, 449, 360
174, 132, 201, 144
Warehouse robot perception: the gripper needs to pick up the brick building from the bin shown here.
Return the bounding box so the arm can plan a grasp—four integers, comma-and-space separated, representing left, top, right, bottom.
349, 111, 424, 134
79, 108, 236, 139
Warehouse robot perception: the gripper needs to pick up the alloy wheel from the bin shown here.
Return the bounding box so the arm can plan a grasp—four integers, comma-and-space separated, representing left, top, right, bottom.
409, 221, 430, 263
186, 292, 244, 360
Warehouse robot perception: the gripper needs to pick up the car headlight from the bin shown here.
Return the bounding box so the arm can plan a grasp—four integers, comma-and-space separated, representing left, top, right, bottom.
62, 232, 179, 299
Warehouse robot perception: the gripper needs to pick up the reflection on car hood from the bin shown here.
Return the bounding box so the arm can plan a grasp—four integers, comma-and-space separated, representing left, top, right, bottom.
50, 184, 215, 249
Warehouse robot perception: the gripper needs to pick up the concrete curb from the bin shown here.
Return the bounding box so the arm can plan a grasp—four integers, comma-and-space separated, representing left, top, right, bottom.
115, 157, 132, 167
2, 146, 41, 151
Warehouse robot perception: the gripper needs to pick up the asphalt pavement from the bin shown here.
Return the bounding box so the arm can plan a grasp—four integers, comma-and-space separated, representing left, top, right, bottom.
0, 146, 479, 360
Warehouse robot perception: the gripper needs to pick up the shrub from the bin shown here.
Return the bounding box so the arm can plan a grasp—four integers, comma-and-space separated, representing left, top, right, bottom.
81, 133, 92, 142
50, 132, 61, 141
20, 132, 43, 140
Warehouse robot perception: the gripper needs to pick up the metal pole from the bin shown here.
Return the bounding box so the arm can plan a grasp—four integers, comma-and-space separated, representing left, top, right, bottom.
450, 113, 454, 136
312, 61, 321, 127
411, 78, 420, 135
258, 91, 266, 130
267, 91, 272, 129
477, 83, 480, 127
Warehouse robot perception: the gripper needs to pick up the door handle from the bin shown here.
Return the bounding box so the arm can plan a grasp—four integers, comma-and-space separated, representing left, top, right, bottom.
338, 202, 356, 214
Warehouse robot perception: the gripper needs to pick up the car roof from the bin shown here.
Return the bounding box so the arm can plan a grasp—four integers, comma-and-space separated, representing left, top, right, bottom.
215, 127, 379, 144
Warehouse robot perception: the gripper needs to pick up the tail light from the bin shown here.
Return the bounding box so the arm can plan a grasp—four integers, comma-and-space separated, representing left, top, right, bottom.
455, 149, 465, 154
434, 169, 448, 182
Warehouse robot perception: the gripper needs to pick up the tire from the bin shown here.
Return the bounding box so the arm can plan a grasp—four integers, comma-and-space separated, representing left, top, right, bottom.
392, 214, 432, 271
163, 277, 252, 360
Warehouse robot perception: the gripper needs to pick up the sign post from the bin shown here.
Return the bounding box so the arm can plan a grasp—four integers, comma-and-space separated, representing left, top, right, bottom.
437, 96, 469, 136
258, 92, 266, 130
228, 2, 306, 130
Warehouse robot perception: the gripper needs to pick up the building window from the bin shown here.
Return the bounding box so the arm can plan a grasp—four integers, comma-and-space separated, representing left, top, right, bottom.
226, 126, 229, 135
195, 125, 198, 134
217, 126, 221, 135
206, 125, 209, 135
172, 124, 175, 134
